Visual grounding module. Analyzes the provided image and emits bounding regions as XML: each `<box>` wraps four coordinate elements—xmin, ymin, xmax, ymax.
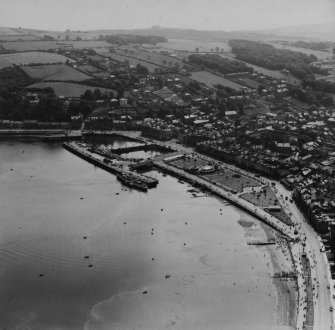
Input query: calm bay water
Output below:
<box><xmin>0</xmin><ymin>142</ymin><xmax>280</xmax><ymax>330</ymax></box>
<box><xmin>83</xmin><ymin>135</ymin><xmax>144</xmax><ymax>149</ymax></box>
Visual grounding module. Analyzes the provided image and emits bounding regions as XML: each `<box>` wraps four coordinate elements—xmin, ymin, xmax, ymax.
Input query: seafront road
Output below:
<box><xmin>276</xmin><ymin>183</ymin><xmax>334</xmax><ymax>330</ymax></box>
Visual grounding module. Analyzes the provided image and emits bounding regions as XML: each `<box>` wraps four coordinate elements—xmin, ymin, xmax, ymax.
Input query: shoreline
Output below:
<box><xmin>9</xmin><ymin>132</ymin><xmax>330</xmax><ymax>329</ymax></box>
<box><xmin>112</xmin><ymin>131</ymin><xmax>334</xmax><ymax>329</ymax></box>
<box><xmin>61</xmin><ymin>135</ymin><xmax>301</xmax><ymax>329</ymax></box>
<box><xmin>261</xmin><ymin>222</ymin><xmax>297</xmax><ymax>329</ymax></box>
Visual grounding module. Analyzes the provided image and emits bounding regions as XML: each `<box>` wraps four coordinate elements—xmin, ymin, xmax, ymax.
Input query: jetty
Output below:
<box><xmin>0</xmin><ymin>129</ymin><xmax>81</xmax><ymax>141</ymax></box>
<box><xmin>63</xmin><ymin>142</ymin><xmax>158</xmax><ymax>190</ymax></box>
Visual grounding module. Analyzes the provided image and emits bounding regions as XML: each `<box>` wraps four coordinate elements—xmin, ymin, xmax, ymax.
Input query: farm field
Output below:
<box><xmin>156</xmin><ymin>38</ymin><xmax>231</xmax><ymax>52</ymax></box>
<box><xmin>98</xmin><ymin>51</ymin><xmax>162</xmax><ymax>72</ymax></box>
<box><xmin>22</xmin><ymin>64</ymin><xmax>91</xmax><ymax>81</ymax></box>
<box><xmin>0</xmin><ymin>28</ymin><xmax>40</xmax><ymax>41</ymax></box>
<box><xmin>76</xmin><ymin>64</ymin><xmax>99</xmax><ymax>74</ymax></box>
<box><xmin>268</xmin><ymin>42</ymin><xmax>334</xmax><ymax>61</ymax></box>
<box><xmin>218</xmin><ymin>53</ymin><xmax>301</xmax><ymax>84</ymax></box>
<box><xmin>0</xmin><ymin>27</ymin><xmax>23</xmax><ymax>35</ymax></box>
<box><xmin>190</xmin><ymin>70</ymin><xmax>245</xmax><ymax>89</ymax></box>
<box><xmin>0</xmin><ymin>41</ymin><xmax>61</xmax><ymax>51</ymax></box>
<box><xmin>57</xmin><ymin>40</ymin><xmax>111</xmax><ymax>49</ymax></box>
<box><xmin>0</xmin><ymin>58</ymin><xmax>11</xmax><ymax>69</ymax></box>
<box><xmin>27</xmin><ymin>82</ymin><xmax>116</xmax><ymax>97</ymax></box>
<box><xmin>232</xmin><ymin>77</ymin><xmax>262</xmax><ymax>89</ymax></box>
<box><xmin>0</xmin><ymin>52</ymin><xmax>74</xmax><ymax>66</ymax></box>
<box><xmin>0</xmin><ymin>35</ymin><xmax>40</xmax><ymax>42</ymax></box>
<box><xmin>133</xmin><ymin>51</ymin><xmax>185</xmax><ymax>67</ymax></box>
<box><xmin>22</xmin><ymin>29</ymin><xmax>103</xmax><ymax>41</ymax></box>
<box><xmin>317</xmin><ymin>75</ymin><xmax>335</xmax><ymax>83</ymax></box>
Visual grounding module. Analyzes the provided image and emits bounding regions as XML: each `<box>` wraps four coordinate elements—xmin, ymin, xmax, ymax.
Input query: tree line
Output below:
<box><xmin>229</xmin><ymin>40</ymin><xmax>327</xmax><ymax>80</ymax></box>
<box><xmin>100</xmin><ymin>34</ymin><xmax>167</xmax><ymax>45</ymax></box>
<box><xmin>188</xmin><ymin>54</ymin><xmax>253</xmax><ymax>74</ymax></box>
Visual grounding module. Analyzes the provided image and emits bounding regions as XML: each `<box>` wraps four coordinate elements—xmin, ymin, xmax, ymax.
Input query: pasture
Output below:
<box><xmin>22</xmin><ymin>64</ymin><xmax>91</xmax><ymax>81</ymax></box>
<box><xmin>0</xmin><ymin>41</ymin><xmax>61</xmax><ymax>51</ymax></box>
<box><xmin>0</xmin><ymin>52</ymin><xmax>74</xmax><ymax>66</ymax></box>
<box><xmin>219</xmin><ymin>54</ymin><xmax>301</xmax><ymax>84</ymax></box>
<box><xmin>76</xmin><ymin>64</ymin><xmax>99</xmax><ymax>74</ymax></box>
<box><xmin>99</xmin><ymin>52</ymin><xmax>162</xmax><ymax>72</ymax></box>
<box><xmin>190</xmin><ymin>71</ymin><xmax>245</xmax><ymax>89</ymax></box>
<box><xmin>132</xmin><ymin>51</ymin><xmax>185</xmax><ymax>68</ymax></box>
<box><xmin>0</xmin><ymin>58</ymin><xmax>11</xmax><ymax>69</ymax></box>
<box><xmin>269</xmin><ymin>42</ymin><xmax>333</xmax><ymax>61</ymax></box>
<box><xmin>0</xmin><ymin>35</ymin><xmax>40</xmax><ymax>42</ymax></box>
<box><xmin>156</xmin><ymin>38</ymin><xmax>231</xmax><ymax>53</ymax></box>
<box><xmin>57</xmin><ymin>40</ymin><xmax>111</xmax><ymax>49</ymax></box>
<box><xmin>0</xmin><ymin>27</ymin><xmax>22</xmax><ymax>35</ymax></box>
<box><xmin>27</xmin><ymin>82</ymin><xmax>116</xmax><ymax>98</ymax></box>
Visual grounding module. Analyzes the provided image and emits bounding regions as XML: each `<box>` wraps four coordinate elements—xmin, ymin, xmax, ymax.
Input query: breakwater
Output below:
<box><xmin>0</xmin><ymin>130</ymin><xmax>81</xmax><ymax>141</ymax></box>
<box><xmin>63</xmin><ymin>142</ymin><xmax>158</xmax><ymax>189</ymax></box>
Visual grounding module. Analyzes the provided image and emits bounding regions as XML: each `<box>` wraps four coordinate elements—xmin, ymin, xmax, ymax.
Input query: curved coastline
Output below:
<box><xmin>62</xmin><ymin>133</ymin><xmax>302</xmax><ymax>329</ymax></box>
<box><xmin>113</xmin><ymin>130</ymin><xmax>334</xmax><ymax>330</ymax></box>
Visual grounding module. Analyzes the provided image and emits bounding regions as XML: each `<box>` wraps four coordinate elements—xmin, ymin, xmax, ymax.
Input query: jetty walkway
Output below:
<box><xmin>63</xmin><ymin>141</ymin><xmax>158</xmax><ymax>189</ymax></box>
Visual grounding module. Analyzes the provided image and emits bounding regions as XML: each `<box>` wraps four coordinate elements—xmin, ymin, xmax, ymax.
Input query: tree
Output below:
<box><xmin>93</xmin><ymin>88</ymin><xmax>102</xmax><ymax>99</ymax></box>
<box><xmin>189</xmin><ymin>81</ymin><xmax>201</xmax><ymax>91</ymax></box>
<box><xmin>320</xmin><ymin>95</ymin><xmax>334</xmax><ymax>107</ymax></box>
<box><xmin>42</xmin><ymin>87</ymin><xmax>55</xmax><ymax>97</ymax></box>
<box><xmin>136</xmin><ymin>64</ymin><xmax>149</xmax><ymax>75</ymax></box>
<box><xmin>195</xmin><ymin>47</ymin><xmax>199</xmax><ymax>52</ymax></box>
<box><xmin>82</xmin><ymin>89</ymin><xmax>93</xmax><ymax>100</ymax></box>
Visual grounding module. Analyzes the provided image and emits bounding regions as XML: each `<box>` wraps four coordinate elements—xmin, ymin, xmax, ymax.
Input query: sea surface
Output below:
<box><xmin>0</xmin><ymin>141</ymin><xmax>280</xmax><ymax>330</ymax></box>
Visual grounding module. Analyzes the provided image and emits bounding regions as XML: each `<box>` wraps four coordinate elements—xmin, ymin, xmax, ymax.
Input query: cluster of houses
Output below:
<box><xmin>73</xmin><ymin>70</ymin><xmax>335</xmax><ymax>272</ymax></box>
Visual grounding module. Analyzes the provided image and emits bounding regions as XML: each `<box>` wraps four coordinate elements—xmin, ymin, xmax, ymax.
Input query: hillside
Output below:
<box><xmin>259</xmin><ymin>22</ymin><xmax>335</xmax><ymax>42</ymax></box>
<box><xmin>2</xmin><ymin>23</ymin><xmax>335</xmax><ymax>43</ymax></box>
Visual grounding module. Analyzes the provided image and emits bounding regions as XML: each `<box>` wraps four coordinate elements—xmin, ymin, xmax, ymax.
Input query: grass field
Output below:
<box><xmin>0</xmin><ymin>58</ymin><xmax>11</xmax><ymax>69</ymax></box>
<box><xmin>218</xmin><ymin>53</ymin><xmax>301</xmax><ymax>84</ymax></box>
<box><xmin>98</xmin><ymin>51</ymin><xmax>162</xmax><ymax>72</ymax></box>
<box><xmin>0</xmin><ymin>27</ymin><xmax>22</xmax><ymax>35</ymax></box>
<box><xmin>60</xmin><ymin>40</ymin><xmax>110</xmax><ymax>49</ymax></box>
<box><xmin>0</xmin><ymin>41</ymin><xmax>61</xmax><ymax>51</ymax></box>
<box><xmin>0</xmin><ymin>35</ymin><xmax>41</xmax><ymax>42</ymax></box>
<box><xmin>190</xmin><ymin>70</ymin><xmax>245</xmax><ymax>89</ymax></box>
<box><xmin>22</xmin><ymin>64</ymin><xmax>91</xmax><ymax>81</ymax></box>
<box><xmin>132</xmin><ymin>51</ymin><xmax>185</xmax><ymax>67</ymax></box>
<box><xmin>269</xmin><ymin>42</ymin><xmax>334</xmax><ymax>61</ymax></box>
<box><xmin>27</xmin><ymin>82</ymin><xmax>116</xmax><ymax>97</ymax></box>
<box><xmin>156</xmin><ymin>38</ymin><xmax>231</xmax><ymax>53</ymax></box>
<box><xmin>204</xmin><ymin>171</ymin><xmax>261</xmax><ymax>193</ymax></box>
<box><xmin>77</xmin><ymin>64</ymin><xmax>99</xmax><ymax>74</ymax></box>
<box><xmin>0</xmin><ymin>52</ymin><xmax>74</xmax><ymax>66</ymax></box>
<box><xmin>0</xmin><ymin>28</ymin><xmax>40</xmax><ymax>41</ymax></box>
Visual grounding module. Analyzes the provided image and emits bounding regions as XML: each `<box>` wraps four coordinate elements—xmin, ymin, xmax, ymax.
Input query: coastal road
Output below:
<box><xmin>275</xmin><ymin>184</ymin><xmax>334</xmax><ymax>330</ymax></box>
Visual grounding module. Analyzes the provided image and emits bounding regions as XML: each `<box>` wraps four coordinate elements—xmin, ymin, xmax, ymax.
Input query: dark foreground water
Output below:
<box><xmin>0</xmin><ymin>142</ymin><xmax>280</xmax><ymax>330</ymax></box>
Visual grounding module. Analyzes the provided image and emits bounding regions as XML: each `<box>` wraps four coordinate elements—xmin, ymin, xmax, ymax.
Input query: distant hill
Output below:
<box><xmin>257</xmin><ymin>22</ymin><xmax>335</xmax><ymax>41</ymax></box>
<box><xmin>1</xmin><ymin>22</ymin><xmax>335</xmax><ymax>43</ymax></box>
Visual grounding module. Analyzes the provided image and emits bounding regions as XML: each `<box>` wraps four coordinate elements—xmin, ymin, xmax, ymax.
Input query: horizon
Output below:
<box><xmin>1</xmin><ymin>0</ymin><xmax>335</xmax><ymax>32</ymax></box>
<box><xmin>4</xmin><ymin>20</ymin><xmax>335</xmax><ymax>34</ymax></box>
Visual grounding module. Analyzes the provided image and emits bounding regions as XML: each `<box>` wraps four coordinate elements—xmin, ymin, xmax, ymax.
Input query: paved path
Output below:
<box><xmin>275</xmin><ymin>183</ymin><xmax>334</xmax><ymax>330</ymax></box>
